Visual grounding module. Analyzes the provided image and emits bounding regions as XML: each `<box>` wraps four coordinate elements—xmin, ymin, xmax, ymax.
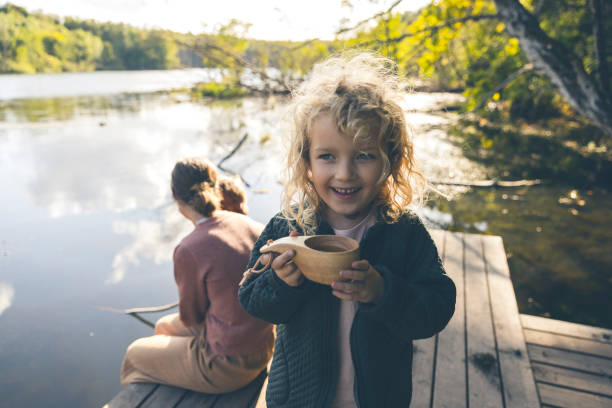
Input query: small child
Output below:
<box><xmin>238</xmin><ymin>52</ymin><xmax>456</xmax><ymax>408</ymax></box>
<box><xmin>218</xmin><ymin>175</ymin><xmax>249</xmax><ymax>215</ymax></box>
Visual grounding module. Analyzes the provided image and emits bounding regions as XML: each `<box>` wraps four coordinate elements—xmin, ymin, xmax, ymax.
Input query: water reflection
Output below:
<box><xmin>1</xmin><ymin>74</ymin><xmax>610</xmax><ymax>407</ymax></box>
<box><xmin>5</xmin><ymin>97</ymin><xmax>285</xmax><ymax>219</ymax></box>
<box><xmin>0</xmin><ymin>283</ymin><xmax>15</xmax><ymax>316</ymax></box>
<box><xmin>109</xmin><ymin>204</ymin><xmax>191</xmax><ymax>284</ymax></box>
<box><xmin>431</xmin><ymin>186</ymin><xmax>612</xmax><ymax>327</ymax></box>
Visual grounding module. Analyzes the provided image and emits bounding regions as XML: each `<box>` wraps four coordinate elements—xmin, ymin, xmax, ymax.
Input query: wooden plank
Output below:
<box><xmin>410</xmin><ymin>228</ymin><xmax>446</xmax><ymax>407</ymax></box>
<box><xmin>521</xmin><ymin>314</ymin><xmax>612</xmax><ymax>344</ymax></box>
<box><xmin>482</xmin><ymin>235</ymin><xmax>540</xmax><ymax>408</ymax></box>
<box><xmin>412</xmin><ymin>336</ymin><xmax>436</xmax><ymax>406</ymax></box>
<box><xmin>106</xmin><ymin>383</ymin><xmax>158</xmax><ymax>408</ymax></box>
<box><xmin>174</xmin><ymin>391</ymin><xmax>218</xmax><ymax>407</ymax></box>
<box><xmin>410</xmin><ymin>230</ymin><xmax>452</xmax><ymax>407</ymax></box>
<box><xmin>212</xmin><ymin>370</ymin><xmax>267</xmax><ymax>408</ymax></box>
<box><xmin>537</xmin><ymin>382</ymin><xmax>612</xmax><ymax>408</ymax></box>
<box><xmin>433</xmin><ymin>230</ymin><xmax>467</xmax><ymax>408</ymax></box>
<box><xmin>139</xmin><ymin>385</ymin><xmax>187</xmax><ymax>408</ymax></box>
<box><xmin>428</xmin><ymin>228</ymin><xmax>446</xmax><ymax>249</ymax></box>
<box><xmin>524</xmin><ymin>328</ymin><xmax>612</xmax><ymax>358</ymax></box>
<box><xmin>526</xmin><ymin>343</ymin><xmax>612</xmax><ymax>376</ymax></box>
<box><xmin>464</xmin><ymin>233</ymin><xmax>503</xmax><ymax>408</ymax></box>
<box><xmin>532</xmin><ymin>362</ymin><xmax>612</xmax><ymax>396</ymax></box>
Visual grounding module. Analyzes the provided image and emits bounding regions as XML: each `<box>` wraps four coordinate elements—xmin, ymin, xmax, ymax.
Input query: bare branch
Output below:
<box><xmin>336</xmin><ymin>0</ymin><xmax>404</xmax><ymax>35</ymax></box>
<box><xmin>389</xmin><ymin>13</ymin><xmax>500</xmax><ymax>43</ymax></box>
<box><xmin>176</xmin><ymin>37</ymin><xmax>291</xmax><ymax>95</ymax></box>
<box><xmin>348</xmin><ymin>13</ymin><xmax>500</xmax><ymax>49</ymax></box>
<box><xmin>471</xmin><ymin>63</ymin><xmax>535</xmax><ymax>112</ymax></box>
<box><xmin>124</xmin><ymin>301</ymin><xmax>179</xmax><ymax>314</ymax></box>
<box><xmin>217</xmin><ymin>133</ymin><xmax>251</xmax><ymax>187</ymax></box>
<box><xmin>217</xmin><ymin>133</ymin><xmax>248</xmax><ymax>169</ymax></box>
<box><xmin>429</xmin><ymin>178</ymin><xmax>543</xmax><ymax>188</ymax></box>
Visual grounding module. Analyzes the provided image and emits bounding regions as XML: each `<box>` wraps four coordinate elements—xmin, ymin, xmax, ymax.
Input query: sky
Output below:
<box><xmin>12</xmin><ymin>0</ymin><xmax>431</xmax><ymax>41</ymax></box>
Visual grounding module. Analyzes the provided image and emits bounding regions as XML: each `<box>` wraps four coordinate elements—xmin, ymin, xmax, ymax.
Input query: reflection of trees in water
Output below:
<box><xmin>3</xmin><ymin>94</ymin><xmax>155</xmax><ymax>123</ymax></box>
<box><xmin>12</xmin><ymin>95</ymin><xmax>283</xmax><ymax>218</ymax></box>
<box><xmin>431</xmin><ymin>186</ymin><xmax>612</xmax><ymax>329</ymax></box>
<box><xmin>448</xmin><ymin>118</ymin><xmax>611</xmax><ymax>188</ymax></box>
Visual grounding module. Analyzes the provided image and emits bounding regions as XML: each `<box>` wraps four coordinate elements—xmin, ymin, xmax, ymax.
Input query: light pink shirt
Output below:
<box><xmin>330</xmin><ymin>212</ymin><xmax>377</xmax><ymax>408</ymax></box>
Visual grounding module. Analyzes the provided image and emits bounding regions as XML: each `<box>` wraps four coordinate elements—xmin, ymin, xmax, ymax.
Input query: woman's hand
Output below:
<box><xmin>261</xmin><ymin>230</ymin><xmax>304</xmax><ymax>287</ymax></box>
<box><xmin>332</xmin><ymin>260</ymin><xmax>384</xmax><ymax>304</ymax></box>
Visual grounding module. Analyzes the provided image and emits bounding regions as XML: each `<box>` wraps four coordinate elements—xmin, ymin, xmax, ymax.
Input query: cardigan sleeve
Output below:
<box><xmin>238</xmin><ymin>214</ymin><xmax>315</xmax><ymax>324</ymax></box>
<box><xmin>174</xmin><ymin>244</ymin><xmax>208</xmax><ymax>327</ymax></box>
<box><xmin>360</xmin><ymin>219</ymin><xmax>456</xmax><ymax>340</ymax></box>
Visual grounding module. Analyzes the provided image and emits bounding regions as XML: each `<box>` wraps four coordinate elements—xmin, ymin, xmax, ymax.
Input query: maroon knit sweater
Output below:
<box><xmin>173</xmin><ymin>210</ymin><xmax>272</xmax><ymax>356</ymax></box>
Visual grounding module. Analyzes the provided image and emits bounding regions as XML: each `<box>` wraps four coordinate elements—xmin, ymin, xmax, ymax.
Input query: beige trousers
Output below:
<box><xmin>120</xmin><ymin>313</ymin><xmax>273</xmax><ymax>393</ymax></box>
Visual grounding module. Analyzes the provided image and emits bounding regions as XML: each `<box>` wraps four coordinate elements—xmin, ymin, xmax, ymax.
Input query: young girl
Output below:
<box><xmin>238</xmin><ymin>52</ymin><xmax>456</xmax><ymax>407</ymax></box>
<box><xmin>120</xmin><ymin>158</ymin><xmax>274</xmax><ymax>393</ymax></box>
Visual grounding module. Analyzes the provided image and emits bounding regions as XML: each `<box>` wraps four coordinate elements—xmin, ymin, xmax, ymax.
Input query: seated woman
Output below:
<box><xmin>120</xmin><ymin>158</ymin><xmax>274</xmax><ymax>393</ymax></box>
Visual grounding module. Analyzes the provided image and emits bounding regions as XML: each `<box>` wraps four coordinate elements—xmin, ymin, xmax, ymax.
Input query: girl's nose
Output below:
<box><xmin>335</xmin><ymin>160</ymin><xmax>355</xmax><ymax>180</ymax></box>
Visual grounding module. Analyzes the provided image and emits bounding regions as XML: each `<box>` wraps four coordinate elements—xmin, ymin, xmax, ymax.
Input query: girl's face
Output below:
<box><xmin>308</xmin><ymin>113</ymin><xmax>384</xmax><ymax>229</ymax></box>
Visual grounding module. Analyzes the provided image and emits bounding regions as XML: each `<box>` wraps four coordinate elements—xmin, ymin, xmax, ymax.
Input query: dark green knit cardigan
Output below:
<box><xmin>238</xmin><ymin>211</ymin><xmax>456</xmax><ymax>407</ymax></box>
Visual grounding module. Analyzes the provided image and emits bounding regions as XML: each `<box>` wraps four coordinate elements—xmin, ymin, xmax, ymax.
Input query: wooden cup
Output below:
<box><xmin>260</xmin><ymin>235</ymin><xmax>360</xmax><ymax>285</ymax></box>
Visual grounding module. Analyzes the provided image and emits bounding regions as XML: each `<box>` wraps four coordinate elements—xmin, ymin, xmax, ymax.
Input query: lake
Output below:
<box><xmin>0</xmin><ymin>69</ymin><xmax>609</xmax><ymax>407</ymax></box>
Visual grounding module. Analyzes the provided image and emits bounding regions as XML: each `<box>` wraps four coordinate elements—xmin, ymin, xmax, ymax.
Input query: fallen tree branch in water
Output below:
<box><xmin>217</xmin><ymin>133</ymin><xmax>251</xmax><ymax>187</ymax></box>
<box><xmin>123</xmin><ymin>301</ymin><xmax>180</xmax><ymax>315</ymax></box>
<box><xmin>98</xmin><ymin>301</ymin><xmax>179</xmax><ymax>328</ymax></box>
<box><xmin>176</xmin><ymin>38</ymin><xmax>292</xmax><ymax>95</ymax></box>
<box><xmin>429</xmin><ymin>178</ymin><xmax>543</xmax><ymax>188</ymax></box>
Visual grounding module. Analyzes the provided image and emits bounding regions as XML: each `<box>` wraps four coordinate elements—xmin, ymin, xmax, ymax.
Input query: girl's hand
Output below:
<box><xmin>261</xmin><ymin>230</ymin><xmax>304</xmax><ymax>287</ymax></box>
<box><xmin>332</xmin><ymin>260</ymin><xmax>384</xmax><ymax>304</ymax></box>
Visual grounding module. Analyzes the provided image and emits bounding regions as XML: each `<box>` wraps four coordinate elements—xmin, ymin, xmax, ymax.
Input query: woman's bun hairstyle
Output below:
<box><xmin>171</xmin><ymin>158</ymin><xmax>220</xmax><ymax>217</ymax></box>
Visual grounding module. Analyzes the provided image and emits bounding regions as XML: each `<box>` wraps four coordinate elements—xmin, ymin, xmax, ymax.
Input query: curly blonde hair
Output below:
<box><xmin>281</xmin><ymin>51</ymin><xmax>425</xmax><ymax>234</ymax></box>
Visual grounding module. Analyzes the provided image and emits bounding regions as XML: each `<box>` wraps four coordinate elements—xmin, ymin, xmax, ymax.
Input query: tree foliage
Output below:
<box><xmin>378</xmin><ymin>0</ymin><xmax>611</xmax><ymax>131</ymax></box>
<box><xmin>0</xmin><ymin>3</ymin><xmax>179</xmax><ymax>72</ymax></box>
<box><xmin>2</xmin><ymin>1</ymin><xmax>609</xmax><ymax>133</ymax></box>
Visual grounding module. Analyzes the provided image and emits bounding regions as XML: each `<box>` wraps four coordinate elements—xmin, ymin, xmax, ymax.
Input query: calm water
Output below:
<box><xmin>0</xmin><ymin>70</ymin><xmax>609</xmax><ymax>407</ymax></box>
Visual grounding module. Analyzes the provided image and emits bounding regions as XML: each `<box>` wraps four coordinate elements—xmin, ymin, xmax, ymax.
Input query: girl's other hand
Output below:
<box><xmin>332</xmin><ymin>260</ymin><xmax>384</xmax><ymax>304</ymax></box>
<box><xmin>262</xmin><ymin>230</ymin><xmax>304</xmax><ymax>287</ymax></box>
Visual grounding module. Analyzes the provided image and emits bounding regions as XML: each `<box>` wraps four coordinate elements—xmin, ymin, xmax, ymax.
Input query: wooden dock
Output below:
<box><xmin>521</xmin><ymin>314</ymin><xmax>612</xmax><ymax>408</ymax></box>
<box><xmin>106</xmin><ymin>230</ymin><xmax>612</xmax><ymax>408</ymax></box>
<box><xmin>105</xmin><ymin>370</ymin><xmax>266</xmax><ymax>408</ymax></box>
<box><xmin>412</xmin><ymin>230</ymin><xmax>540</xmax><ymax>408</ymax></box>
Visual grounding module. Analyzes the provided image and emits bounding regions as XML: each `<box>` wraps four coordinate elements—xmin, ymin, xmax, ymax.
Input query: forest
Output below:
<box><xmin>1</xmin><ymin>1</ymin><xmax>611</xmax><ymax>142</ymax></box>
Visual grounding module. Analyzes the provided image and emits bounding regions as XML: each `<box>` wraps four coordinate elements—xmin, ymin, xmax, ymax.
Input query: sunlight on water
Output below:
<box><xmin>0</xmin><ymin>283</ymin><xmax>15</xmax><ymax>316</ymax></box>
<box><xmin>0</xmin><ymin>69</ymin><xmax>219</xmax><ymax>100</ymax></box>
<box><xmin>108</xmin><ymin>204</ymin><xmax>191</xmax><ymax>284</ymax></box>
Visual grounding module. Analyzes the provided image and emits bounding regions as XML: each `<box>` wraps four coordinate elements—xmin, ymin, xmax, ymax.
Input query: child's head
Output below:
<box><xmin>218</xmin><ymin>176</ymin><xmax>249</xmax><ymax>215</ymax></box>
<box><xmin>171</xmin><ymin>158</ymin><xmax>220</xmax><ymax>217</ymax></box>
<box><xmin>282</xmin><ymin>51</ymin><xmax>424</xmax><ymax>233</ymax></box>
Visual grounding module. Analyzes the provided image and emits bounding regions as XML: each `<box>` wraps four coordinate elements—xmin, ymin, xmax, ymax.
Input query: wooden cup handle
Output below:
<box><xmin>238</xmin><ymin>241</ymin><xmax>273</xmax><ymax>287</ymax></box>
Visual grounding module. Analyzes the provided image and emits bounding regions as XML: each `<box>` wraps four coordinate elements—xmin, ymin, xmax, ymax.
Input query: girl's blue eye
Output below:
<box><xmin>357</xmin><ymin>152</ymin><xmax>376</xmax><ymax>160</ymax></box>
<box><xmin>318</xmin><ymin>153</ymin><xmax>334</xmax><ymax>160</ymax></box>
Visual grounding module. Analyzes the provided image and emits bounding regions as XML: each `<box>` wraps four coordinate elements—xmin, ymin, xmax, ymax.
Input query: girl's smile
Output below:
<box><xmin>308</xmin><ymin>113</ymin><xmax>383</xmax><ymax>229</ymax></box>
